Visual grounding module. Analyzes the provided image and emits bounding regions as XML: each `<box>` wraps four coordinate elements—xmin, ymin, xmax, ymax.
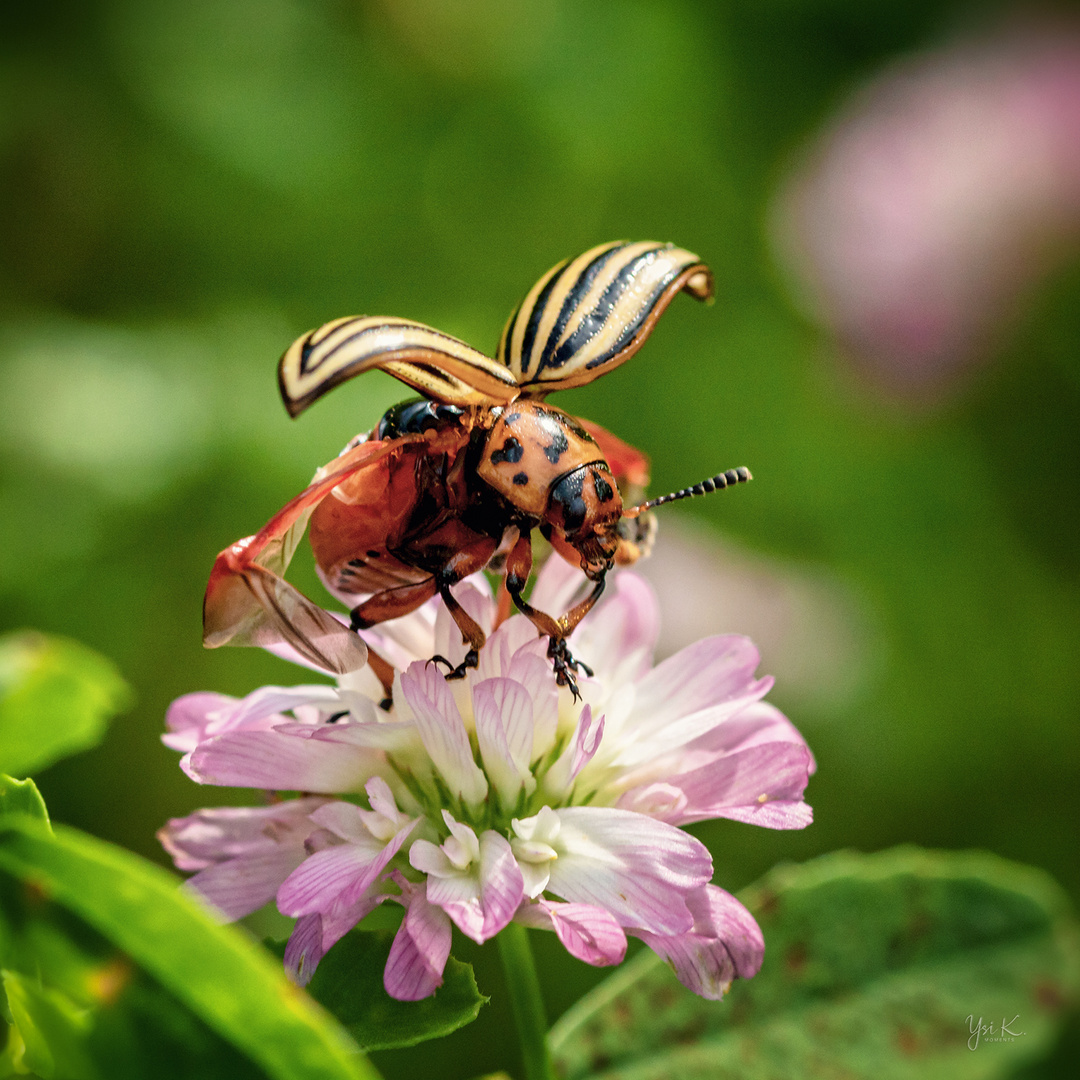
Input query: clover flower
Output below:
<box><xmin>160</xmin><ymin>557</ymin><xmax>814</xmax><ymax>1001</ymax></box>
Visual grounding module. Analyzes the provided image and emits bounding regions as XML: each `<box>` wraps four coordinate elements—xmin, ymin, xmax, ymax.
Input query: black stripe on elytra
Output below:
<box><xmin>301</xmin><ymin>320</ymin><xmax>489</xmax><ymax>377</ymax></box>
<box><xmin>545</xmin><ymin>245</ymin><xmax>667</xmax><ymax>373</ymax></box>
<box><xmin>535</xmin><ymin>244</ymin><xmax>623</xmax><ymax>375</ymax></box>
<box><xmin>500</xmin><ymin>303</ymin><xmax>522</xmax><ymax>366</ymax></box>
<box><xmin>518</xmin><ymin>263</ymin><xmax>569</xmax><ymax>376</ymax></box>
<box><xmin>583</xmin><ymin>261</ymin><xmax>683</xmax><ymax>371</ymax></box>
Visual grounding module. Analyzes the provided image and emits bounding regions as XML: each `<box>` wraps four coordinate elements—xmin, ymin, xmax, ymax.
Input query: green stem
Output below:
<box><xmin>497</xmin><ymin>922</ymin><xmax>556</xmax><ymax>1080</ymax></box>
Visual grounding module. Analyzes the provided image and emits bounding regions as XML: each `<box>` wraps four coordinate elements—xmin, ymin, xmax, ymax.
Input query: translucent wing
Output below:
<box><xmin>203</xmin><ymin>435</ymin><xmax>424</xmax><ymax>673</ymax></box>
<box><xmin>497</xmin><ymin>241</ymin><xmax>714</xmax><ymax>395</ymax></box>
<box><xmin>279</xmin><ymin>316</ymin><xmax>520</xmax><ymax>417</ymax></box>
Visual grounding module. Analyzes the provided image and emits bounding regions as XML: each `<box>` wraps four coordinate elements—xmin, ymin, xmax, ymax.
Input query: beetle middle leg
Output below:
<box><xmin>427</xmin><ymin>536</ymin><xmax>500</xmax><ymax>680</ymax></box>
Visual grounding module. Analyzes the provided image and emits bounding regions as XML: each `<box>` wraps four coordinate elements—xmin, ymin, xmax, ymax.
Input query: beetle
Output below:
<box><xmin>203</xmin><ymin>240</ymin><xmax>751</xmax><ymax>696</ymax></box>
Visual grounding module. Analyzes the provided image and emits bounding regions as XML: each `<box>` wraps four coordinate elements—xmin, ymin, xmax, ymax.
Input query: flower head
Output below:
<box><xmin>160</xmin><ymin>558</ymin><xmax>813</xmax><ymax>1000</ymax></box>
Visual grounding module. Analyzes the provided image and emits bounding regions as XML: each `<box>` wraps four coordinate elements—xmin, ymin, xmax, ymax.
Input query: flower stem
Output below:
<box><xmin>497</xmin><ymin>922</ymin><xmax>556</xmax><ymax>1080</ymax></box>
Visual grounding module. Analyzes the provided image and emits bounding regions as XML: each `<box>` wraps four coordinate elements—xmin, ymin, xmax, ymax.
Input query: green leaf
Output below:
<box><xmin>0</xmin><ymin>632</ymin><xmax>133</xmax><ymax>777</ymax></box>
<box><xmin>0</xmin><ymin>776</ymin><xmax>50</xmax><ymax>828</ymax></box>
<box><xmin>550</xmin><ymin>848</ymin><xmax>1080</xmax><ymax>1080</ymax></box>
<box><xmin>2</xmin><ymin>968</ymin><xmax>96</xmax><ymax>1079</ymax></box>
<box><xmin>301</xmin><ymin>928</ymin><xmax>487</xmax><ymax>1051</ymax></box>
<box><xmin>0</xmin><ymin>816</ymin><xmax>381</xmax><ymax>1080</ymax></box>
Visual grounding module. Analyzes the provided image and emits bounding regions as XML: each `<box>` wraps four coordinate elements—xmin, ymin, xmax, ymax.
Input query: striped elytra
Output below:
<box><xmin>277</xmin><ymin>241</ymin><xmax>713</xmax><ymax>416</ymax></box>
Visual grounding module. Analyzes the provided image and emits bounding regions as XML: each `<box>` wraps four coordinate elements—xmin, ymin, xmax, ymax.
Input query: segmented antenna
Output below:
<box><xmin>624</xmin><ymin>467</ymin><xmax>751</xmax><ymax>518</ymax></box>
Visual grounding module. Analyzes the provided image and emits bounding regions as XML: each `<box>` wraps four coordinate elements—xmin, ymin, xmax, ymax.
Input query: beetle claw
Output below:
<box><xmin>427</xmin><ymin>649</ymin><xmax>479</xmax><ymax>681</ymax></box>
<box><xmin>547</xmin><ymin>638</ymin><xmax>591</xmax><ymax>700</ymax></box>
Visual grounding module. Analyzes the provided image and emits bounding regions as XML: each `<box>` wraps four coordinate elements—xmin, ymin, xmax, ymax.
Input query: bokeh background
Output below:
<box><xmin>2</xmin><ymin>0</ymin><xmax>1078</xmax><ymax>1076</ymax></box>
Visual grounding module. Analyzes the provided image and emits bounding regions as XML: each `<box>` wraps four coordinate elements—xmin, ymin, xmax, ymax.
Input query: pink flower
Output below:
<box><xmin>774</xmin><ymin>22</ymin><xmax>1080</xmax><ymax>389</ymax></box>
<box><xmin>160</xmin><ymin>559</ymin><xmax>813</xmax><ymax>1001</ymax></box>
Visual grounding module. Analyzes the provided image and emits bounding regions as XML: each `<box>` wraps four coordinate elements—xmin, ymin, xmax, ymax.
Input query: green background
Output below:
<box><xmin>1</xmin><ymin>1</ymin><xmax>1077</xmax><ymax>1076</ymax></box>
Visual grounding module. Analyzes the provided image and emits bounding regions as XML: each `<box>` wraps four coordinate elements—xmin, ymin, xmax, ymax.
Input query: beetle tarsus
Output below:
<box><xmin>427</xmin><ymin>650</ymin><xmax>479</xmax><ymax>681</ymax></box>
<box><xmin>547</xmin><ymin>637</ymin><xmax>591</xmax><ymax>700</ymax></box>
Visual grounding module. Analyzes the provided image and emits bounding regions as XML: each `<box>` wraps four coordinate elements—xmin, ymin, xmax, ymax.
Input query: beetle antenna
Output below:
<box><xmin>623</xmin><ymin>467</ymin><xmax>751</xmax><ymax>518</ymax></box>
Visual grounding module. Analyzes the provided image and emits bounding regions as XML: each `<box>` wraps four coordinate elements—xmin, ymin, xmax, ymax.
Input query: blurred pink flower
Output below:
<box><xmin>160</xmin><ymin>559</ymin><xmax>813</xmax><ymax>1001</ymax></box>
<box><xmin>775</xmin><ymin>23</ymin><xmax>1080</xmax><ymax>387</ymax></box>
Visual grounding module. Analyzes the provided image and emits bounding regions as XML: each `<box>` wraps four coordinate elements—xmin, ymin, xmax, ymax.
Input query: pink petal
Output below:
<box><xmin>163</xmin><ymin>692</ymin><xmax>237</xmax><ymax>752</ymax></box>
<box><xmin>186</xmin><ymin>849</ymin><xmax>304</xmax><ymax>921</ymax></box>
<box><xmin>665</xmin><ymin>743</ymin><xmax>815</xmax><ymax>829</ymax></box>
<box><xmin>284</xmin><ymin>914</ymin><xmax>323</xmax><ymax>987</ymax></box>
<box><xmin>320</xmin><ymin>891</ymin><xmax>385</xmax><ymax>953</ymax></box>
<box><xmin>384</xmin><ymin>884</ymin><xmax>453</xmax><ymax>1001</ymax></box>
<box><xmin>529</xmin><ymin>554</ymin><xmax>589</xmax><ymax>615</ymax></box>
<box><xmin>277</xmin><ymin>843</ymin><xmax>385</xmax><ymax>916</ymax></box>
<box><xmin>630</xmin><ymin>635</ymin><xmax>770</xmax><ymax>737</ymax></box>
<box><xmin>273</xmin><ymin>718</ymin><xmax>419</xmax><ymax>753</ymax></box>
<box><xmin>685</xmin><ymin>701</ymin><xmax>814</xmax><ymax>765</ymax></box>
<box><xmin>568</xmin><ymin>571</ymin><xmax>659</xmax><ymax>683</ymax></box>
<box><xmin>224</xmin><ymin>685</ymin><xmax>342</xmax><ymax>732</ymax></box>
<box><xmin>516</xmin><ymin>900</ymin><xmax>627</xmax><ymax>967</ymax></box>
<box><xmin>473</xmin><ymin>678</ymin><xmax>534</xmax><ymax>804</ymax></box>
<box><xmin>634</xmin><ymin>885</ymin><xmax>764</xmax><ymax>999</ymax></box>
<box><xmin>399</xmin><ymin>661</ymin><xmax>488</xmax><ymax>805</ymax></box>
<box><xmin>546</xmin><ymin>706</ymin><xmax>605</xmax><ymax>794</ymax></box>
<box><xmin>277</xmin><ymin>818</ymin><xmax>414</xmax><ymax>916</ymax></box>
<box><xmin>184</xmin><ymin>729</ymin><xmax>374</xmax><ymax>791</ymax></box>
<box><xmin>157</xmin><ymin>799</ymin><xmax>327</xmax><ymax>869</ymax></box>
<box><xmin>475</xmin><ymin>615</ymin><xmax>540</xmax><ymax>681</ymax></box>
<box><xmin>504</xmin><ymin>645</ymin><xmax>559</xmax><ymax>762</ymax></box>
<box><xmin>547</xmin><ymin>807</ymin><xmax>711</xmax><ymax>936</ymax></box>
<box><xmin>309</xmin><ymin>801</ymin><xmax>373</xmax><ymax>844</ymax></box>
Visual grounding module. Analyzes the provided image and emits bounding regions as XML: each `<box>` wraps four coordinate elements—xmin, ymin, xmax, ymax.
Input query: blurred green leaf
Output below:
<box><xmin>0</xmin><ymin>775</ymin><xmax>49</xmax><ymax>827</ymax></box>
<box><xmin>1</xmin><ymin>968</ymin><xmax>96</xmax><ymax>1079</ymax></box>
<box><xmin>550</xmin><ymin>848</ymin><xmax>1080</xmax><ymax>1080</ymax></box>
<box><xmin>0</xmin><ymin>632</ymin><xmax>133</xmax><ymax>777</ymax></box>
<box><xmin>0</xmin><ymin>816</ymin><xmax>380</xmax><ymax>1080</ymax></box>
<box><xmin>299</xmin><ymin>929</ymin><xmax>487</xmax><ymax>1051</ymax></box>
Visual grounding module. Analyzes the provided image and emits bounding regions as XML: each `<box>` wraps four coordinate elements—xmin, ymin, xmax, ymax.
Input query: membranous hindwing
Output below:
<box><xmin>496</xmin><ymin>241</ymin><xmax>714</xmax><ymax>394</ymax></box>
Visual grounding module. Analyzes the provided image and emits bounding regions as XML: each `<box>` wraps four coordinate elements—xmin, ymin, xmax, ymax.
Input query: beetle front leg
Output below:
<box><xmin>503</xmin><ymin>533</ymin><xmax>596</xmax><ymax>698</ymax></box>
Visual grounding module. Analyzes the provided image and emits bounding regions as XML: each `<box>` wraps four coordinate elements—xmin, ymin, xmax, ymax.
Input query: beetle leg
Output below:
<box><xmin>503</xmin><ymin>533</ymin><xmax>600</xmax><ymax>699</ymax></box>
<box><xmin>433</xmin><ymin>536</ymin><xmax>500</xmax><ymax>679</ymax></box>
<box><xmin>350</xmin><ymin>577</ymin><xmax>438</xmax><ymax>629</ymax></box>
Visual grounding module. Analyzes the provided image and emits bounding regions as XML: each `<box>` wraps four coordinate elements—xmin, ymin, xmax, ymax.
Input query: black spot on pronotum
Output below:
<box><xmin>550</xmin><ymin>469</ymin><xmax>587</xmax><ymax>533</ymax></box>
<box><xmin>543</xmin><ymin>428</ymin><xmax>570</xmax><ymax>464</ymax></box>
<box><xmin>513</xmin><ymin>472</ymin><xmax>529</xmax><ymax>486</ymax></box>
<box><xmin>367</xmin><ymin>549</ymin><xmax>381</xmax><ymax>558</ymax></box>
<box><xmin>490</xmin><ymin>437</ymin><xmax>524</xmax><ymax>465</ymax></box>
<box><xmin>593</xmin><ymin>472</ymin><xmax>615</xmax><ymax>503</ymax></box>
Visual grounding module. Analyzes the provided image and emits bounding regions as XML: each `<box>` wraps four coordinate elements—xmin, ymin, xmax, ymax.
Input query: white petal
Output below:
<box><xmin>474</xmin><ymin>678</ymin><xmax>535</xmax><ymax>805</ymax></box>
<box><xmin>545</xmin><ymin>807</ymin><xmax>712</xmax><ymax>936</ymax></box>
<box><xmin>399</xmin><ymin>661</ymin><xmax>488</xmax><ymax>805</ymax></box>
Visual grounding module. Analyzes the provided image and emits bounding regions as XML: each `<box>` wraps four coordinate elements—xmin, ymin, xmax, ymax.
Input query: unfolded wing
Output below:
<box><xmin>575</xmin><ymin>417</ymin><xmax>651</xmax><ymax>496</ymax></box>
<box><xmin>497</xmin><ymin>241</ymin><xmax>713</xmax><ymax>395</ymax></box>
<box><xmin>202</xmin><ymin>435</ymin><xmax>424</xmax><ymax>673</ymax></box>
<box><xmin>279</xmin><ymin>316</ymin><xmax>520</xmax><ymax>416</ymax></box>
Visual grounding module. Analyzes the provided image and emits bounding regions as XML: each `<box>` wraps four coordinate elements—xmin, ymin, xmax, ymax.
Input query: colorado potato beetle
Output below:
<box><xmin>203</xmin><ymin>241</ymin><xmax>751</xmax><ymax>695</ymax></box>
